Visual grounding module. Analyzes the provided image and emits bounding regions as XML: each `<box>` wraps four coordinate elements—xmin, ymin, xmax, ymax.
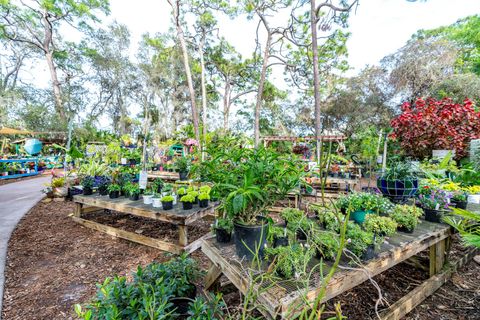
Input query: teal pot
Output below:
<box><xmin>233</xmin><ymin>221</ymin><xmax>268</xmax><ymax>260</ymax></box>
<box><xmin>351</xmin><ymin>210</ymin><xmax>371</xmax><ymax>224</ymax></box>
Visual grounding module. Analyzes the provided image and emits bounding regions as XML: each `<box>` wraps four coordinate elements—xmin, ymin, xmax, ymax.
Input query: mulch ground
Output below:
<box><xmin>2</xmin><ymin>200</ymin><xmax>479</xmax><ymax>319</ymax></box>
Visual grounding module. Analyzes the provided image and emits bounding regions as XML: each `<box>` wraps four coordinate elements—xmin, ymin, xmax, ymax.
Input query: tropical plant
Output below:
<box><xmin>380</xmin><ymin>161</ymin><xmax>417</xmax><ymax>181</ymax></box>
<box><xmin>177</xmin><ymin>187</ymin><xmax>187</xmax><ymax>196</ymax></box>
<box><xmin>175</xmin><ymin>157</ymin><xmax>191</xmax><ymax>172</ymax></box>
<box><xmin>107</xmin><ymin>183</ymin><xmax>121</xmax><ymax>192</ymax></box>
<box><xmin>180</xmin><ymin>194</ymin><xmax>196</xmax><ymax>203</ymax></box>
<box><xmin>186</xmin><ymin>293</ymin><xmax>225</xmax><ymax>320</ymax></box>
<box><xmin>81</xmin><ymin>176</ymin><xmax>94</xmax><ymax>189</ymax></box>
<box><xmin>51</xmin><ymin>177</ymin><xmax>66</xmax><ymax>188</ymax></box>
<box><xmin>78</xmin><ymin>159</ymin><xmax>110</xmax><ymax>178</ymax></box>
<box><xmin>443</xmin><ymin>208</ymin><xmax>480</xmax><ymax>248</ymax></box>
<box><xmin>389</xmin><ymin>204</ymin><xmax>423</xmax><ymax>232</ymax></box>
<box><xmin>363</xmin><ymin>215</ymin><xmax>398</xmax><ymax>236</ymax></box>
<box><xmin>309</xmin><ymin>231</ymin><xmax>340</xmax><ymax>261</ymax></box>
<box><xmin>280</xmin><ymin>208</ymin><xmax>304</xmax><ymax>223</ymax></box>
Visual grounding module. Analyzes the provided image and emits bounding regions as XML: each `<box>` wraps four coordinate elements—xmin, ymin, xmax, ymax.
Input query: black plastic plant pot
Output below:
<box><xmin>156</xmin><ymin>185</ymin><xmax>163</xmax><ymax>194</ymax></box>
<box><xmin>99</xmin><ymin>187</ymin><xmax>109</xmax><ymax>196</ymax></box>
<box><xmin>362</xmin><ymin>245</ymin><xmax>377</xmax><ymax>261</ymax></box>
<box><xmin>424</xmin><ymin>208</ymin><xmax>444</xmax><ymax>223</ymax></box>
<box><xmin>162</xmin><ymin>201</ymin><xmax>173</xmax><ymax>210</ymax></box>
<box><xmin>452</xmin><ymin>200</ymin><xmax>467</xmax><ymax>210</ymax></box>
<box><xmin>182</xmin><ymin>201</ymin><xmax>193</xmax><ymax>210</ymax></box>
<box><xmin>199</xmin><ymin>199</ymin><xmax>209</xmax><ymax>208</ymax></box>
<box><xmin>109</xmin><ymin>191</ymin><xmax>120</xmax><ymax>199</ymax></box>
<box><xmin>179</xmin><ymin>171</ymin><xmax>188</xmax><ymax>181</ymax></box>
<box><xmin>83</xmin><ymin>187</ymin><xmax>93</xmax><ymax>196</ymax></box>
<box><xmin>129</xmin><ymin>193</ymin><xmax>140</xmax><ymax>201</ymax></box>
<box><xmin>273</xmin><ymin>236</ymin><xmax>289</xmax><ymax>248</ymax></box>
<box><xmin>233</xmin><ymin>221</ymin><xmax>268</xmax><ymax>260</ymax></box>
<box><xmin>398</xmin><ymin>226</ymin><xmax>414</xmax><ymax>233</ymax></box>
<box><xmin>215</xmin><ymin>227</ymin><xmax>232</xmax><ymax>243</ymax></box>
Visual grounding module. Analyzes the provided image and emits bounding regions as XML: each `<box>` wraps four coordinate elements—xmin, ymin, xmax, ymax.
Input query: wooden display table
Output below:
<box><xmin>202</xmin><ymin>221</ymin><xmax>453</xmax><ymax>319</ymax></box>
<box><xmin>147</xmin><ymin>171</ymin><xmax>180</xmax><ymax>181</ymax></box>
<box><xmin>72</xmin><ymin>194</ymin><xmax>216</xmax><ymax>254</ymax></box>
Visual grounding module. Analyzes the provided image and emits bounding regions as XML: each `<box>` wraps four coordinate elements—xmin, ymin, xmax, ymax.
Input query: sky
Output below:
<box><xmin>107</xmin><ymin>0</ymin><xmax>480</xmax><ymax>74</ymax></box>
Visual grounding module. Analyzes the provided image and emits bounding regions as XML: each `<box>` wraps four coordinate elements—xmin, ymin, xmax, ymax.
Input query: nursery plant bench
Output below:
<box><xmin>202</xmin><ymin>220</ymin><xmax>459</xmax><ymax>319</ymax></box>
<box><xmin>71</xmin><ymin>194</ymin><xmax>216</xmax><ymax>254</ymax></box>
<box><xmin>147</xmin><ymin>170</ymin><xmax>180</xmax><ymax>181</ymax></box>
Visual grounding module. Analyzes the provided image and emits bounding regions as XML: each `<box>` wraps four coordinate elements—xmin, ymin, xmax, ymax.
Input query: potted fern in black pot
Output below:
<box><xmin>377</xmin><ymin>162</ymin><xmax>419</xmax><ymax>203</ymax></box>
<box><xmin>175</xmin><ymin>157</ymin><xmax>191</xmax><ymax>181</ymax></box>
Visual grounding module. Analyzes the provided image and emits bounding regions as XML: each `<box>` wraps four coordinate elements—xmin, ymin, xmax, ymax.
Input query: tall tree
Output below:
<box><xmin>0</xmin><ymin>0</ymin><xmax>110</xmax><ymax>123</ymax></box>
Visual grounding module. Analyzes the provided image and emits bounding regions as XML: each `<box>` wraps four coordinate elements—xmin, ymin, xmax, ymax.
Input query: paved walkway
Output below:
<box><xmin>0</xmin><ymin>176</ymin><xmax>50</xmax><ymax>319</ymax></box>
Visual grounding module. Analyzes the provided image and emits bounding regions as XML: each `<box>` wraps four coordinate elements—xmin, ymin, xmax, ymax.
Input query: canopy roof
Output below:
<box><xmin>0</xmin><ymin>127</ymin><xmax>32</xmax><ymax>135</ymax></box>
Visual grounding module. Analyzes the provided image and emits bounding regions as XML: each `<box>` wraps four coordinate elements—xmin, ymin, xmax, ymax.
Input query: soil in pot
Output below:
<box><xmin>199</xmin><ymin>199</ymin><xmax>209</xmax><ymax>208</ymax></box>
<box><xmin>233</xmin><ymin>221</ymin><xmax>268</xmax><ymax>260</ymax></box>
<box><xmin>424</xmin><ymin>208</ymin><xmax>445</xmax><ymax>223</ymax></box>
<box><xmin>129</xmin><ymin>194</ymin><xmax>140</xmax><ymax>201</ymax></box>
<box><xmin>182</xmin><ymin>202</ymin><xmax>193</xmax><ymax>210</ymax></box>
<box><xmin>83</xmin><ymin>187</ymin><xmax>93</xmax><ymax>196</ymax></box>
<box><xmin>109</xmin><ymin>191</ymin><xmax>120</xmax><ymax>199</ymax></box>
<box><xmin>179</xmin><ymin>171</ymin><xmax>188</xmax><ymax>181</ymax></box>
<box><xmin>162</xmin><ymin>201</ymin><xmax>173</xmax><ymax>210</ymax></box>
<box><xmin>273</xmin><ymin>236</ymin><xmax>289</xmax><ymax>248</ymax></box>
<box><xmin>215</xmin><ymin>228</ymin><xmax>232</xmax><ymax>243</ymax></box>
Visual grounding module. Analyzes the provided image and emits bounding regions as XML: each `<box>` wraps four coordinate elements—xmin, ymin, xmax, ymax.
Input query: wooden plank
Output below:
<box><xmin>204</xmin><ymin>263</ymin><xmax>223</xmax><ymax>290</ymax></box>
<box><xmin>73</xmin><ymin>194</ymin><xmax>216</xmax><ymax>225</ymax></box>
<box><xmin>280</xmin><ymin>225</ymin><xmax>451</xmax><ymax>317</ymax></box>
<box><xmin>82</xmin><ymin>205</ymin><xmax>104</xmax><ymax>214</ymax></box>
<box><xmin>380</xmin><ymin>247</ymin><xmax>478</xmax><ymax>320</ymax></box>
<box><xmin>71</xmin><ymin>215</ymin><xmax>183</xmax><ymax>254</ymax></box>
<box><xmin>178</xmin><ymin>225</ymin><xmax>188</xmax><ymax>247</ymax></box>
<box><xmin>184</xmin><ymin>233</ymin><xmax>214</xmax><ymax>254</ymax></box>
<box><xmin>435</xmin><ymin>239</ymin><xmax>446</xmax><ymax>273</ymax></box>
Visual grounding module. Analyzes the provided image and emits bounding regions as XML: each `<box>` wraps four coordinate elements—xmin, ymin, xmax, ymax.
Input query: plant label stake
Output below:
<box><xmin>139</xmin><ymin>171</ymin><xmax>148</xmax><ymax>190</ymax></box>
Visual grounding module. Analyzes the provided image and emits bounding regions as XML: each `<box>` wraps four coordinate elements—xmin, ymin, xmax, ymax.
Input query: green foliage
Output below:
<box><xmin>180</xmin><ymin>194</ymin><xmax>196</xmax><ymax>203</ymax></box>
<box><xmin>280</xmin><ymin>208</ymin><xmax>304</xmax><ymax>223</ymax></box>
<box><xmin>107</xmin><ymin>183</ymin><xmax>121</xmax><ymax>192</ymax></box>
<box><xmin>81</xmin><ymin>176</ymin><xmax>94</xmax><ymax>188</ymax></box>
<box><xmin>161</xmin><ymin>195</ymin><xmax>174</xmax><ymax>202</ymax></box>
<box><xmin>214</xmin><ymin>217</ymin><xmax>233</xmax><ymax>233</ymax></box>
<box><xmin>381</xmin><ymin>162</ymin><xmax>417</xmax><ymax>181</ymax></box>
<box><xmin>309</xmin><ymin>231</ymin><xmax>340</xmax><ymax>261</ymax></box>
<box><xmin>345</xmin><ymin>222</ymin><xmax>376</xmax><ymax>257</ymax></box>
<box><xmin>264</xmin><ymin>244</ymin><xmax>314</xmax><ymax>279</ymax></box>
<box><xmin>337</xmin><ymin>192</ymin><xmax>392</xmax><ymax>214</ymax></box>
<box><xmin>177</xmin><ymin>187</ymin><xmax>187</xmax><ymax>196</ymax></box>
<box><xmin>123</xmin><ymin>182</ymin><xmax>140</xmax><ymax>196</ymax></box>
<box><xmin>363</xmin><ymin>215</ymin><xmax>398</xmax><ymax>236</ymax></box>
<box><xmin>443</xmin><ymin>208</ymin><xmax>480</xmax><ymax>248</ymax></box>
<box><xmin>186</xmin><ymin>293</ymin><xmax>225</xmax><ymax>320</ymax></box>
<box><xmin>199</xmin><ymin>185</ymin><xmax>212</xmax><ymax>194</ymax></box>
<box><xmin>198</xmin><ymin>192</ymin><xmax>210</xmax><ymax>201</ymax></box>
<box><xmin>175</xmin><ymin>157</ymin><xmax>191</xmax><ymax>172</ymax></box>
<box><xmin>389</xmin><ymin>204</ymin><xmax>423</xmax><ymax>232</ymax></box>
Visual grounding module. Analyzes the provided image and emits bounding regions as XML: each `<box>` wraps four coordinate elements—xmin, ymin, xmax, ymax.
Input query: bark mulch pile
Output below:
<box><xmin>2</xmin><ymin>200</ymin><xmax>479</xmax><ymax>319</ymax></box>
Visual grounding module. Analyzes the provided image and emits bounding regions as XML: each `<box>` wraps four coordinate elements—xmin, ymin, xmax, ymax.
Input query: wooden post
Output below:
<box><xmin>74</xmin><ymin>203</ymin><xmax>83</xmax><ymax>217</ymax></box>
<box><xmin>204</xmin><ymin>263</ymin><xmax>223</xmax><ymax>290</ymax></box>
<box><xmin>429</xmin><ymin>239</ymin><xmax>446</xmax><ymax>276</ymax></box>
<box><xmin>178</xmin><ymin>225</ymin><xmax>188</xmax><ymax>247</ymax></box>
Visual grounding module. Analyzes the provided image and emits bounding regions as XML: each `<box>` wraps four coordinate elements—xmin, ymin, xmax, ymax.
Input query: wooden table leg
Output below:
<box><xmin>74</xmin><ymin>203</ymin><xmax>83</xmax><ymax>217</ymax></box>
<box><xmin>179</xmin><ymin>225</ymin><xmax>188</xmax><ymax>247</ymax></box>
<box><xmin>429</xmin><ymin>238</ymin><xmax>446</xmax><ymax>276</ymax></box>
<box><xmin>204</xmin><ymin>263</ymin><xmax>222</xmax><ymax>291</ymax></box>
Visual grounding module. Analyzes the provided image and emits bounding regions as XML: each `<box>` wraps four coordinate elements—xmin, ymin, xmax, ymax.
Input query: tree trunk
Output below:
<box><xmin>169</xmin><ymin>0</ymin><xmax>201</xmax><ymax>146</ymax></box>
<box><xmin>310</xmin><ymin>0</ymin><xmax>322</xmax><ymax>163</ymax></box>
<box><xmin>45</xmin><ymin>51</ymin><xmax>66</xmax><ymax>121</ymax></box>
<box><xmin>223</xmin><ymin>80</ymin><xmax>231</xmax><ymax>132</ymax></box>
<box><xmin>254</xmin><ymin>15</ymin><xmax>272</xmax><ymax>148</ymax></box>
<box><xmin>199</xmin><ymin>35</ymin><xmax>207</xmax><ymax>159</ymax></box>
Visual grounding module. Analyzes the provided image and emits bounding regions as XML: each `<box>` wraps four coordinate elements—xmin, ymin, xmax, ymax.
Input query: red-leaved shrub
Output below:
<box><xmin>390</xmin><ymin>97</ymin><xmax>480</xmax><ymax>159</ymax></box>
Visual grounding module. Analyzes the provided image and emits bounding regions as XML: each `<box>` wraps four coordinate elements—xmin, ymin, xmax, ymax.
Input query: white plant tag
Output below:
<box><xmin>435</xmin><ymin>203</ymin><xmax>440</xmax><ymax>210</ymax></box>
<box><xmin>121</xmin><ymin>158</ymin><xmax>127</xmax><ymax>165</ymax></box>
<box><xmin>139</xmin><ymin>171</ymin><xmax>148</xmax><ymax>189</ymax></box>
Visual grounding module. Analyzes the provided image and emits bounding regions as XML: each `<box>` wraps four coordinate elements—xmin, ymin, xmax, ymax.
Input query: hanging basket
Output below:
<box><xmin>376</xmin><ymin>178</ymin><xmax>419</xmax><ymax>203</ymax></box>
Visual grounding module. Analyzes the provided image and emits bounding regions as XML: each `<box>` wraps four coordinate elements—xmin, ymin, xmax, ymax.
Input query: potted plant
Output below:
<box><xmin>152</xmin><ymin>193</ymin><xmax>162</xmax><ymax>208</ymax></box>
<box><xmin>199</xmin><ymin>185</ymin><xmax>212</xmax><ymax>195</ymax></box>
<box><xmin>389</xmin><ymin>204</ymin><xmax>423</xmax><ymax>233</ymax></box>
<box><xmin>180</xmin><ymin>194</ymin><xmax>195</xmax><ymax>210</ymax></box>
<box><xmin>377</xmin><ymin>162</ymin><xmax>419</xmax><ymax>203</ymax></box>
<box><xmin>0</xmin><ymin>163</ymin><xmax>7</xmax><ymax>176</ymax></box>
<box><xmin>280</xmin><ymin>208</ymin><xmax>304</xmax><ymax>225</ymax></box>
<box><xmin>175</xmin><ymin>157</ymin><xmax>191</xmax><ymax>181</ymax></box>
<box><xmin>451</xmin><ymin>192</ymin><xmax>468</xmax><ymax>209</ymax></box>
<box><xmin>213</xmin><ymin>217</ymin><xmax>233</xmax><ymax>243</ymax></box>
<box><xmin>177</xmin><ymin>187</ymin><xmax>187</xmax><ymax>197</ymax></box>
<box><xmin>346</xmin><ymin>222</ymin><xmax>378</xmax><ymax>260</ymax></box>
<box><xmin>339</xmin><ymin>193</ymin><xmax>377</xmax><ymax>224</ymax></box>
<box><xmin>309</xmin><ymin>231</ymin><xmax>340</xmax><ymax>261</ymax></box>
<box><xmin>152</xmin><ymin>178</ymin><xmax>164</xmax><ymax>194</ymax></box>
<box><xmin>124</xmin><ymin>182</ymin><xmax>141</xmax><ymax>201</ymax></box>
<box><xmin>268</xmin><ymin>226</ymin><xmax>290</xmax><ymax>248</ymax></box>
<box><xmin>143</xmin><ymin>188</ymin><xmax>154</xmax><ymax>204</ymax></box>
<box><xmin>264</xmin><ymin>244</ymin><xmax>314</xmax><ymax>279</ymax></box>
<box><xmin>161</xmin><ymin>195</ymin><xmax>174</xmax><ymax>210</ymax></box>
<box><xmin>363</xmin><ymin>214</ymin><xmax>398</xmax><ymax>237</ymax></box>
<box><xmin>97</xmin><ymin>177</ymin><xmax>110</xmax><ymax>196</ymax></box>
<box><xmin>418</xmin><ymin>189</ymin><xmax>452</xmax><ymax>223</ymax></box>
<box><xmin>107</xmin><ymin>183</ymin><xmax>121</xmax><ymax>199</ymax></box>
<box><xmin>81</xmin><ymin>176</ymin><xmax>94</xmax><ymax>195</ymax></box>
<box><xmin>198</xmin><ymin>192</ymin><xmax>210</xmax><ymax>208</ymax></box>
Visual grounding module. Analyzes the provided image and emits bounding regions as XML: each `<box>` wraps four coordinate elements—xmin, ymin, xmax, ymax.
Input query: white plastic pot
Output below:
<box><xmin>143</xmin><ymin>195</ymin><xmax>153</xmax><ymax>205</ymax></box>
<box><xmin>468</xmin><ymin>194</ymin><xmax>480</xmax><ymax>204</ymax></box>
<box><xmin>152</xmin><ymin>198</ymin><xmax>162</xmax><ymax>208</ymax></box>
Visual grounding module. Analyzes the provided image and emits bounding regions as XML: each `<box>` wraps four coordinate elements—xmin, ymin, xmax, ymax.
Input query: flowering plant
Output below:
<box><xmin>418</xmin><ymin>189</ymin><xmax>452</xmax><ymax>210</ymax></box>
<box><xmin>185</xmin><ymin>138</ymin><xmax>199</xmax><ymax>147</ymax></box>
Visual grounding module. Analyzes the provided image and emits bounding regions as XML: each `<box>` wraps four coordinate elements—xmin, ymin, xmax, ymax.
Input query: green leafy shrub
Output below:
<box><xmin>363</xmin><ymin>215</ymin><xmax>398</xmax><ymax>236</ymax></box>
<box><xmin>280</xmin><ymin>208</ymin><xmax>304</xmax><ymax>223</ymax></box>
<box><xmin>214</xmin><ymin>217</ymin><xmax>233</xmax><ymax>232</ymax></box>
<box><xmin>309</xmin><ymin>231</ymin><xmax>340</xmax><ymax>261</ymax></box>
<box><xmin>389</xmin><ymin>205</ymin><xmax>423</xmax><ymax>232</ymax></box>
<box><xmin>177</xmin><ymin>187</ymin><xmax>187</xmax><ymax>196</ymax></box>
<box><xmin>264</xmin><ymin>244</ymin><xmax>314</xmax><ymax>279</ymax></box>
<box><xmin>198</xmin><ymin>192</ymin><xmax>210</xmax><ymax>201</ymax></box>
<box><xmin>107</xmin><ymin>183</ymin><xmax>121</xmax><ymax>192</ymax></box>
<box><xmin>346</xmin><ymin>222</ymin><xmax>375</xmax><ymax>257</ymax></box>
<box><xmin>199</xmin><ymin>185</ymin><xmax>212</xmax><ymax>194</ymax></box>
<box><xmin>180</xmin><ymin>194</ymin><xmax>196</xmax><ymax>203</ymax></box>
<box><xmin>161</xmin><ymin>195</ymin><xmax>174</xmax><ymax>202</ymax></box>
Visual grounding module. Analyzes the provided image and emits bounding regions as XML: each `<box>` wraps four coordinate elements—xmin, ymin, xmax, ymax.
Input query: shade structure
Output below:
<box><xmin>0</xmin><ymin>127</ymin><xmax>32</xmax><ymax>135</ymax></box>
